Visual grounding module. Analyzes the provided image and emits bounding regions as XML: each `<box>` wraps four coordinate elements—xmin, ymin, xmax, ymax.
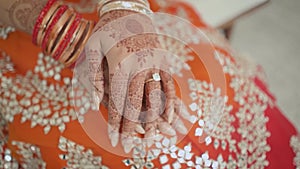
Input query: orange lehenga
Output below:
<box><xmin>0</xmin><ymin>0</ymin><xmax>299</xmax><ymax>168</ymax></box>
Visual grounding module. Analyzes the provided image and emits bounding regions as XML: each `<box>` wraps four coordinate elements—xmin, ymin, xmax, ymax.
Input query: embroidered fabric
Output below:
<box><xmin>0</xmin><ymin>1</ymin><xmax>298</xmax><ymax>168</ymax></box>
<box><xmin>11</xmin><ymin>141</ymin><xmax>46</xmax><ymax>169</ymax></box>
<box><xmin>0</xmin><ymin>25</ymin><xmax>15</xmax><ymax>40</ymax></box>
<box><xmin>290</xmin><ymin>135</ymin><xmax>300</xmax><ymax>169</ymax></box>
<box><xmin>58</xmin><ymin>136</ymin><xmax>108</xmax><ymax>169</ymax></box>
<box><xmin>0</xmin><ymin>52</ymin><xmax>97</xmax><ymax>134</ymax></box>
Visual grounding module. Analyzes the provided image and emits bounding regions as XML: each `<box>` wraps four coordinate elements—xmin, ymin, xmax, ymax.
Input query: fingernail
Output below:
<box><xmin>135</xmin><ymin>125</ymin><xmax>146</xmax><ymax>134</ymax></box>
<box><xmin>124</xmin><ymin>144</ymin><xmax>133</xmax><ymax>153</ymax></box>
<box><xmin>145</xmin><ymin>131</ymin><xmax>155</xmax><ymax>147</ymax></box>
<box><xmin>122</xmin><ymin>138</ymin><xmax>134</xmax><ymax>153</ymax></box>
<box><xmin>159</xmin><ymin>123</ymin><xmax>176</xmax><ymax>136</ymax></box>
<box><xmin>110</xmin><ymin>132</ymin><xmax>119</xmax><ymax>147</ymax></box>
<box><xmin>176</xmin><ymin>122</ymin><xmax>188</xmax><ymax>134</ymax></box>
<box><xmin>92</xmin><ymin>92</ymin><xmax>100</xmax><ymax>110</ymax></box>
<box><xmin>181</xmin><ymin>109</ymin><xmax>192</xmax><ymax>121</ymax></box>
<box><xmin>167</xmin><ymin>106</ymin><xmax>174</xmax><ymax>124</ymax></box>
<box><xmin>168</xmin><ymin>112</ymin><xmax>173</xmax><ymax>123</ymax></box>
<box><xmin>147</xmin><ymin>139</ymin><xmax>154</xmax><ymax>147</ymax></box>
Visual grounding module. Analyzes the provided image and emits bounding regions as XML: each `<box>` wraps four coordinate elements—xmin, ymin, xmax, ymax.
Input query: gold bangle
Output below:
<box><xmin>36</xmin><ymin>1</ymin><xmax>63</xmax><ymax>46</ymax></box>
<box><xmin>46</xmin><ymin>8</ymin><xmax>75</xmax><ymax>55</ymax></box>
<box><xmin>65</xmin><ymin>20</ymin><xmax>94</xmax><ymax>67</ymax></box>
<box><xmin>99</xmin><ymin>1</ymin><xmax>152</xmax><ymax>18</ymax></box>
<box><xmin>59</xmin><ymin>20</ymin><xmax>87</xmax><ymax>64</ymax></box>
<box><xmin>98</xmin><ymin>0</ymin><xmax>150</xmax><ymax>13</ymax></box>
<box><xmin>48</xmin><ymin>10</ymin><xmax>76</xmax><ymax>55</ymax></box>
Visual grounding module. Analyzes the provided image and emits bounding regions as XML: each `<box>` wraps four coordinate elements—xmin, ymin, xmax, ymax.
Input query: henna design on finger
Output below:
<box><xmin>121</xmin><ymin>71</ymin><xmax>146</xmax><ymax>153</ymax></box>
<box><xmin>87</xmin><ymin>49</ymin><xmax>105</xmax><ymax>103</ymax></box>
<box><xmin>108</xmin><ymin>71</ymin><xmax>129</xmax><ymax>147</ymax></box>
<box><xmin>144</xmin><ymin>70</ymin><xmax>176</xmax><ymax>149</ymax></box>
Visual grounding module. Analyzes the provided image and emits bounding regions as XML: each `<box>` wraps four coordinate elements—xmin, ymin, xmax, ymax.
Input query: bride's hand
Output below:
<box><xmin>85</xmin><ymin>10</ymin><xmax>183</xmax><ymax>153</ymax></box>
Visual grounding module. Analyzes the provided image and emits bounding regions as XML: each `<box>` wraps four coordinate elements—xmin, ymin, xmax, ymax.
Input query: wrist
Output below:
<box><xmin>97</xmin><ymin>0</ymin><xmax>152</xmax><ymax>18</ymax></box>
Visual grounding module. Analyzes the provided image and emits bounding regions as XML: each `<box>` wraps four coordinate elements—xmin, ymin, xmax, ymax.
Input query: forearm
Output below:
<box><xmin>0</xmin><ymin>0</ymin><xmax>47</xmax><ymax>34</ymax></box>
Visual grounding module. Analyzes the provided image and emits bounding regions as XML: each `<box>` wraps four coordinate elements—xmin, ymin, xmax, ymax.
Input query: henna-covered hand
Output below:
<box><xmin>84</xmin><ymin>10</ymin><xmax>189</xmax><ymax>153</ymax></box>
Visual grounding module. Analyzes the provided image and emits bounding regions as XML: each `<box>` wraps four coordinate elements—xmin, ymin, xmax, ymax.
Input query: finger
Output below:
<box><xmin>85</xmin><ymin>33</ymin><xmax>105</xmax><ymax>104</ymax></box>
<box><xmin>121</xmin><ymin>71</ymin><xmax>146</xmax><ymax>153</ymax></box>
<box><xmin>160</xmin><ymin>70</ymin><xmax>176</xmax><ymax>123</ymax></box>
<box><xmin>144</xmin><ymin>70</ymin><xmax>176</xmax><ymax>138</ymax></box>
<box><xmin>108</xmin><ymin>97</ymin><xmax>122</xmax><ymax>147</ymax></box>
<box><xmin>108</xmin><ymin>72</ymin><xmax>128</xmax><ymax>147</ymax></box>
<box><xmin>144</xmin><ymin>118</ymin><xmax>177</xmax><ymax>147</ymax></box>
<box><xmin>144</xmin><ymin>70</ymin><xmax>164</xmax><ymax>123</ymax></box>
<box><xmin>89</xmin><ymin>57</ymin><xmax>104</xmax><ymax>106</ymax></box>
<box><xmin>100</xmin><ymin>58</ymin><xmax>109</xmax><ymax>106</ymax></box>
<box><xmin>144</xmin><ymin>122</ymin><xmax>157</xmax><ymax>147</ymax></box>
<box><xmin>144</xmin><ymin>70</ymin><xmax>163</xmax><ymax>147</ymax></box>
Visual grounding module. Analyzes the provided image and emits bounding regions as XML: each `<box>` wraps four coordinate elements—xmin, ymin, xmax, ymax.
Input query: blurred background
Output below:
<box><xmin>231</xmin><ymin>0</ymin><xmax>300</xmax><ymax>130</ymax></box>
<box><xmin>188</xmin><ymin>0</ymin><xmax>300</xmax><ymax>130</ymax></box>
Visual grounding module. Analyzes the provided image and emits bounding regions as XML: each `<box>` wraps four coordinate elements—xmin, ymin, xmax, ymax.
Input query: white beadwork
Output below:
<box><xmin>58</xmin><ymin>136</ymin><xmax>108</xmax><ymax>169</ymax></box>
<box><xmin>11</xmin><ymin>141</ymin><xmax>46</xmax><ymax>169</ymax></box>
<box><xmin>0</xmin><ymin>53</ymin><xmax>96</xmax><ymax>134</ymax></box>
<box><xmin>290</xmin><ymin>135</ymin><xmax>300</xmax><ymax>169</ymax></box>
<box><xmin>0</xmin><ymin>25</ymin><xmax>15</xmax><ymax>40</ymax></box>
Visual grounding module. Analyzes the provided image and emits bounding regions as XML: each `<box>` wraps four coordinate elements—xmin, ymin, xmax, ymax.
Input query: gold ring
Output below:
<box><xmin>145</xmin><ymin>73</ymin><xmax>161</xmax><ymax>83</ymax></box>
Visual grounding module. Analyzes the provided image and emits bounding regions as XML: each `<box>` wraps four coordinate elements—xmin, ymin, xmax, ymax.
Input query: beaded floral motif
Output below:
<box><xmin>122</xmin><ymin>134</ymin><xmax>177</xmax><ymax>169</ymax></box>
<box><xmin>0</xmin><ymin>53</ymin><xmax>75</xmax><ymax>134</ymax></box>
<box><xmin>120</xmin><ymin>33</ymin><xmax>272</xmax><ymax>169</ymax></box>
<box><xmin>213</xmin><ymin>49</ymin><xmax>271</xmax><ymax>168</ymax></box>
<box><xmin>0</xmin><ymin>25</ymin><xmax>15</xmax><ymax>40</ymax></box>
<box><xmin>0</xmin><ymin>52</ymin><xmax>95</xmax><ymax>134</ymax></box>
<box><xmin>0</xmin><ymin>145</ymin><xmax>19</xmax><ymax>169</ymax></box>
<box><xmin>158</xmin><ymin>37</ymin><xmax>194</xmax><ymax>77</ymax></box>
<box><xmin>123</xmin><ymin>41</ymin><xmax>271</xmax><ymax>168</ymax></box>
<box><xmin>0</xmin><ymin>113</ymin><xmax>8</xmax><ymax>148</ymax></box>
<box><xmin>58</xmin><ymin>136</ymin><xmax>108</xmax><ymax>169</ymax></box>
<box><xmin>123</xmin><ymin>136</ymin><xmax>222</xmax><ymax>169</ymax></box>
<box><xmin>290</xmin><ymin>135</ymin><xmax>300</xmax><ymax>169</ymax></box>
<box><xmin>154</xmin><ymin>15</ymin><xmax>203</xmax><ymax>45</ymax></box>
<box><xmin>122</xmin><ymin>135</ymin><xmax>176</xmax><ymax>169</ymax></box>
<box><xmin>187</xmin><ymin>79</ymin><xmax>237</xmax><ymax>152</ymax></box>
<box><xmin>0</xmin><ymin>112</ymin><xmax>19</xmax><ymax>169</ymax></box>
<box><xmin>0</xmin><ymin>51</ymin><xmax>15</xmax><ymax>74</ymax></box>
<box><xmin>11</xmin><ymin>141</ymin><xmax>46</xmax><ymax>169</ymax></box>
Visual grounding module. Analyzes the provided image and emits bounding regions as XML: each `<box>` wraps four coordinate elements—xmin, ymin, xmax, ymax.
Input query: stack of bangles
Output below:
<box><xmin>32</xmin><ymin>0</ymin><xmax>152</xmax><ymax>67</ymax></box>
<box><xmin>32</xmin><ymin>0</ymin><xmax>94</xmax><ymax>67</ymax></box>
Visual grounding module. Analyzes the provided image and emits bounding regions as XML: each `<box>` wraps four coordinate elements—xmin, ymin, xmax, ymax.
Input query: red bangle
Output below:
<box><xmin>58</xmin><ymin>20</ymin><xmax>87</xmax><ymax>64</ymax></box>
<box><xmin>65</xmin><ymin>21</ymin><xmax>94</xmax><ymax>67</ymax></box>
<box><xmin>53</xmin><ymin>14</ymin><xmax>82</xmax><ymax>60</ymax></box>
<box><xmin>41</xmin><ymin>5</ymin><xmax>68</xmax><ymax>53</ymax></box>
<box><xmin>32</xmin><ymin>0</ymin><xmax>57</xmax><ymax>45</ymax></box>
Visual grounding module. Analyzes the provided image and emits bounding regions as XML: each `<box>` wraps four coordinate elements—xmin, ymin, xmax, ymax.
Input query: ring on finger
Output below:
<box><xmin>145</xmin><ymin>73</ymin><xmax>161</xmax><ymax>83</ymax></box>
